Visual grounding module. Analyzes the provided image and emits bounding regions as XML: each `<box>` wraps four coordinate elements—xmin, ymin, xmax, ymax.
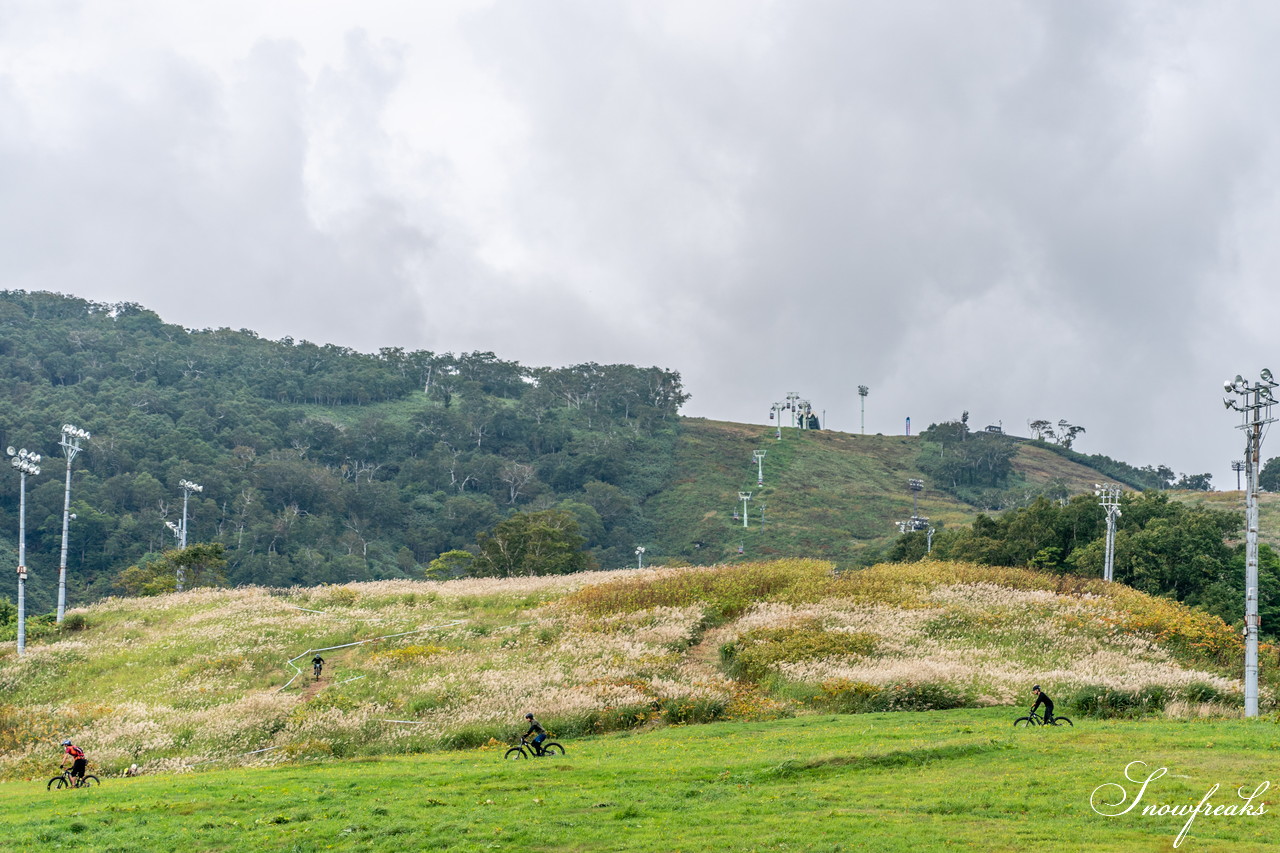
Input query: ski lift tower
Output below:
<box><xmin>753</xmin><ymin>450</ymin><xmax>766</xmax><ymax>486</ymax></box>
<box><xmin>858</xmin><ymin>385</ymin><xmax>869</xmax><ymax>434</ymax></box>
<box><xmin>769</xmin><ymin>402</ymin><xmax>785</xmax><ymax>440</ymax></box>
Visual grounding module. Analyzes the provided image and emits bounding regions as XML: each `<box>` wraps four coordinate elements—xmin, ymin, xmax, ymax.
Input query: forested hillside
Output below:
<box><xmin>0</xmin><ymin>291</ymin><xmax>687</xmax><ymax>612</ymax></box>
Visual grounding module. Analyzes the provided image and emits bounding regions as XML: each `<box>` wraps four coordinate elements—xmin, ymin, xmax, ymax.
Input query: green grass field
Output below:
<box><xmin>3</xmin><ymin>708</ymin><xmax>1278</xmax><ymax>852</ymax></box>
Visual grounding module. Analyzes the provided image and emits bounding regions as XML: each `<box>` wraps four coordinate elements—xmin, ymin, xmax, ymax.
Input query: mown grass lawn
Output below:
<box><xmin>3</xmin><ymin>707</ymin><xmax>1278</xmax><ymax>852</ymax></box>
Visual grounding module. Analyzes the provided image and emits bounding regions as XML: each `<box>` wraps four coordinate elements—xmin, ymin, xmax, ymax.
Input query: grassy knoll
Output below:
<box><xmin>3</xmin><ymin>709</ymin><xmax>1279</xmax><ymax>852</ymax></box>
<box><xmin>646</xmin><ymin>420</ymin><xmax>1110</xmax><ymax>565</ymax></box>
<box><xmin>0</xmin><ymin>560</ymin><xmax>1259</xmax><ymax>785</ymax></box>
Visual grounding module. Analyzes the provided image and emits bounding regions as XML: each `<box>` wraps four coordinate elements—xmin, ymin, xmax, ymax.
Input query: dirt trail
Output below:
<box><xmin>299</xmin><ymin>677</ymin><xmax>326</xmax><ymax>702</ymax></box>
<box><xmin>684</xmin><ymin>626</ymin><xmax>730</xmax><ymax>678</ymax></box>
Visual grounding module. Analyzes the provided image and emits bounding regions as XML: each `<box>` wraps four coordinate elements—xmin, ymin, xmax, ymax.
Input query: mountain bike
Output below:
<box><xmin>1013</xmin><ymin>710</ymin><xmax>1073</xmax><ymax>727</ymax></box>
<box><xmin>48</xmin><ymin>769</ymin><xmax>99</xmax><ymax>790</ymax></box>
<box><xmin>505</xmin><ymin>735</ymin><xmax>565</xmax><ymax>759</ymax></box>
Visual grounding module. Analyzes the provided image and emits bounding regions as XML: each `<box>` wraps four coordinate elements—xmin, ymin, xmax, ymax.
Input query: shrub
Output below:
<box><xmin>865</xmin><ymin>682</ymin><xmax>970</xmax><ymax>712</ymax></box>
<box><xmin>1182</xmin><ymin>681</ymin><xmax>1234</xmax><ymax>704</ymax></box>
<box><xmin>1068</xmin><ymin>685</ymin><xmax>1169</xmax><ymax>718</ymax></box>
<box><xmin>60</xmin><ymin>613</ymin><xmax>89</xmax><ymax>632</ymax></box>
<box><xmin>720</xmin><ymin>622</ymin><xmax>877</xmax><ymax>681</ymax></box>
<box><xmin>660</xmin><ymin>697</ymin><xmax>727</xmax><ymax>725</ymax></box>
<box><xmin>816</xmin><ymin>679</ymin><xmax>882</xmax><ymax>713</ymax></box>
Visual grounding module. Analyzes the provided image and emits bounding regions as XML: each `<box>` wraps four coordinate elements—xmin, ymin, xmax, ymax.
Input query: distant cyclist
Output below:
<box><xmin>61</xmin><ymin>740</ymin><xmax>87</xmax><ymax>787</ymax></box>
<box><xmin>523</xmin><ymin>713</ymin><xmax>547</xmax><ymax>755</ymax></box>
<box><xmin>312</xmin><ymin>654</ymin><xmax>325</xmax><ymax>681</ymax></box>
<box><xmin>1030</xmin><ymin>685</ymin><xmax>1055</xmax><ymax>723</ymax></box>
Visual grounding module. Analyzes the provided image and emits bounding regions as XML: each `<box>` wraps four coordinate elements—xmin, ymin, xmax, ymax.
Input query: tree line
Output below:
<box><xmin>0</xmin><ymin>291</ymin><xmax>689</xmax><ymax>613</ymax></box>
<box><xmin>889</xmin><ymin>491</ymin><xmax>1277</xmax><ymax>638</ymax></box>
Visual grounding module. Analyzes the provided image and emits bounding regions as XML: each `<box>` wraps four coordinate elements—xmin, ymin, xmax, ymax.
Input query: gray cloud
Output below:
<box><xmin>4</xmin><ymin>1</ymin><xmax>1280</xmax><ymax>481</ymax></box>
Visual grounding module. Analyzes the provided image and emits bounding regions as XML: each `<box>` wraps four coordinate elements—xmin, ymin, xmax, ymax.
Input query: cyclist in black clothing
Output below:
<box><xmin>1031</xmin><ymin>685</ymin><xmax>1055</xmax><ymax>722</ymax></box>
<box><xmin>312</xmin><ymin>655</ymin><xmax>325</xmax><ymax>681</ymax></box>
<box><xmin>523</xmin><ymin>713</ymin><xmax>547</xmax><ymax>754</ymax></box>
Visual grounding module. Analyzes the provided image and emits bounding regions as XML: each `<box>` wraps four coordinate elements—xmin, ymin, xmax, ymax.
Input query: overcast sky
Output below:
<box><xmin>4</xmin><ymin>0</ymin><xmax>1279</xmax><ymax>484</ymax></box>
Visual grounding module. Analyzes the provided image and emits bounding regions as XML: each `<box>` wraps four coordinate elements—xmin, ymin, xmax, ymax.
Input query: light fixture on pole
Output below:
<box><xmin>738</xmin><ymin>492</ymin><xmax>752</xmax><ymax>528</ymax></box>
<box><xmin>753</xmin><ymin>450</ymin><xmax>766</xmax><ymax>486</ymax></box>
<box><xmin>55</xmin><ymin>424</ymin><xmax>89</xmax><ymax>623</ymax></box>
<box><xmin>1094</xmin><ymin>484</ymin><xmax>1122</xmax><ymax>583</ymax></box>
<box><xmin>1232</xmin><ymin>460</ymin><xmax>1246</xmax><ymax>491</ymax></box>
<box><xmin>635</xmin><ymin>546</ymin><xmax>645</xmax><ymax>569</ymax></box>
<box><xmin>908</xmin><ymin>479</ymin><xmax>924</xmax><ymax>518</ymax></box>
<box><xmin>1224</xmin><ymin>369</ymin><xmax>1278</xmax><ymax>718</ymax></box>
<box><xmin>858</xmin><ymin>385</ymin><xmax>869</xmax><ymax>435</ymax></box>
<box><xmin>7</xmin><ymin>447</ymin><xmax>41</xmax><ymax>656</ymax></box>
<box><xmin>173</xmin><ymin>479</ymin><xmax>203</xmax><ymax>592</ymax></box>
<box><xmin>897</xmin><ymin>480</ymin><xmax>930</xmax><ymax>539</ymax></box>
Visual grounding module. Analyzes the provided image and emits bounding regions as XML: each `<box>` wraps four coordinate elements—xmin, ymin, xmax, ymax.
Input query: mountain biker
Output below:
<box><xmin>1030</xmin><ymin>685</ymin><xmax>1055</xmax><ymax>722</ymax></box>
<box><xmin>312</xmin><ymin>654</ymin><xmax>324</xmax><ymax>680</ymax></box>
<box><xmin>61</xmin><ymin>740</ymin><xmax>87</xmax><ymax>786</ymax></box>
<box><xmin>523</xmin><ymin>713</ymin><xmax>547</xmax><ymax>754</ymax></box>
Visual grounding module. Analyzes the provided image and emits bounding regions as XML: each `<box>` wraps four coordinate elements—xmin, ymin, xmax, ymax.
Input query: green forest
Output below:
<box><xmin>0</xmin><ymin>291</ymin><xmax>688</xmax><ymax>613</ymax></box>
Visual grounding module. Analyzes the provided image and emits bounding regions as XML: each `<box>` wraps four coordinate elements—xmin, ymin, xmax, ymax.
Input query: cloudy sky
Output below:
<box><xmin>3</xmin><ymin>0</ymin><xmax>1279</xmax><ymax>483</ymax></box>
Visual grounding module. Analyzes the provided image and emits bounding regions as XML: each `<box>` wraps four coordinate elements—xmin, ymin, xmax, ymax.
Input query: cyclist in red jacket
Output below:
<box><xmin>61</xmin><ymin>740</ymin><xmax>87</xmax><ymax>786</ymax></box>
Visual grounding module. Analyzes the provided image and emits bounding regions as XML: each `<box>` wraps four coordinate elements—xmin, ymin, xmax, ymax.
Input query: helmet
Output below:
<box><xmin>62</xmin><ymin>740</ymin><xmax>72</xmax><ymax>746</ymax></box>
<box><xmin>524</xmin><ymin>713</ymin><xmax>534</xmax><ymax>719</ymax></box>
<box><xmin>1032</xmin><ymin>685</ymin><xmax>1040</xmax><ymax>691</ymax></box>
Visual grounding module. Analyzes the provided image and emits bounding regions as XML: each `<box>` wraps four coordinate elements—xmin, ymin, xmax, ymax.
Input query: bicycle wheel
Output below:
<box><xmin>48</xmin><ymin>776</ymin><xmax>68</xmax><ymax>791</ymax></box>
<box><xmin>1013</xmin><ymin>716</ymin><xmax>1038</xmax><ymax>728</ymax></box>
<box><xmin>79</xmin><ymin>775</ymin><xmax>100</xmax><ymax>787</ymax></box>
<box><xmin>504</xmin><ymin>747</ymin><xmax>527</xmax><ymax>760</ymax></box>
<box><xmin>1050</xmin><ymin>717</ymin><xmax>1073</xmax><ymax>727</ymax></box>
<box><xmin>540</xmin><ymin>742</ymin><xmax>565</xmax><ymax>756</ymax></box>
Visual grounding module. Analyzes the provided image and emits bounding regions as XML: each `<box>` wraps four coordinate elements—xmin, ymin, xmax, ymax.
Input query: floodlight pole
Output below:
<box><xmin>635</xmin><ymin>546</ymin><xmax>645</xmax><ymax>569</ymax></box>
<box><xmin>738</xmin><ymin>492</ymin><xmax>752</xmax><ymax>528</ymax></box>
<box><xmin>8</xmin><ymin>448</ymin><xmax>41</xmax><ymax>656</ymax></box>
<box><xmin>1224</xmin><ymin>369</ymin><xmax>1278</xmax><ymax>718</ymax></box>
<box><xmin>858</xmin><ymin>385</ymin><xmax>869</xmax><ymax>435</ymax></box>
<box><xmin>1094</xmin><ymin>484</ymin><xmax>1121</xmax><ymax>583</ymax></box>
<box><xmin>753</xmin><ymin>450</ymin><xmax>766</xmax><ymax>486</ymax></box>
<box><xmin>175</xmin><ymin>479</ymin><xmax>204</xmax><ymax>591</ymax></box>
<box><xmin>56</xmin><ymin>424</ymin><xmax>89</xmax><ymax>623</ymax></box>
<box><xmin>908</xmin><ymin>479</ymin><xmax>923</xmax><ymax>518</ymax></box>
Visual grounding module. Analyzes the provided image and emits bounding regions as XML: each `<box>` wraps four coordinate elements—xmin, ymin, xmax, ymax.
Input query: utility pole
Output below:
<box><xmin>858</xmin><ymin>385</ymin><xmax>869</xmax><ymax>435</ymax></box>
<box><xmin>1224</xmin><ymin>369</ymin><xmax>1278</xmax><ymax>718</ymax></box>
<box><xmin>56</xmin><ymin>424</ymin><xmax>89</xmax><ymax>623</ymax></box>
<box><xmin>753</xmin><ymin>450</ymin><xmax>766</xmax><ymax>486</ymax></box>
<box><xmin>1094</xmin><ymin>484</ymin><xmax>1121</xmax><ymax>583</ymax></box>
<box><xmin>1232</xmin><ymin>460</ymin><xmax>1246</xmax><ymax>491</ymax></box>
